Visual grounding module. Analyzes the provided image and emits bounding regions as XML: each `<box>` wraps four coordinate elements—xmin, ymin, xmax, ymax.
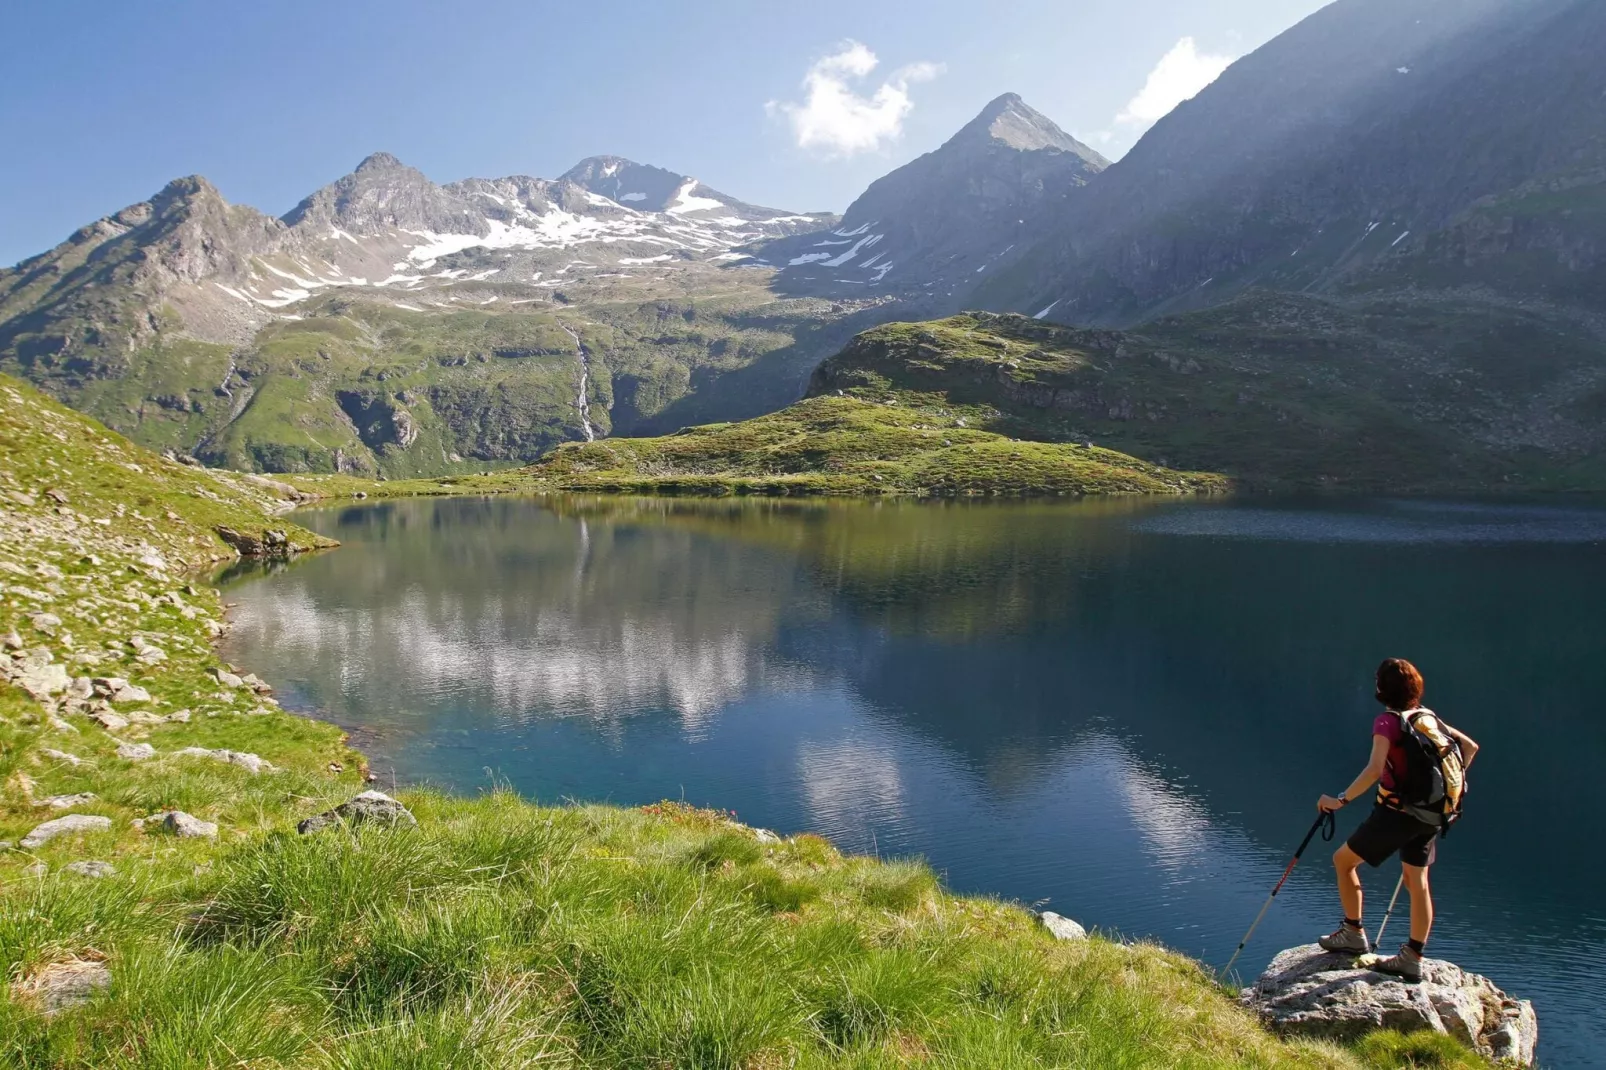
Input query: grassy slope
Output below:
<box><xmin>814</xmin><ymin>306</ymin><xmax>1606</xmax><ymax>493</ymax></box>
<box><xmin>0</xmin><ymin>379</ymin><xmax>1481</xmax><ymax>1067</ymax></box>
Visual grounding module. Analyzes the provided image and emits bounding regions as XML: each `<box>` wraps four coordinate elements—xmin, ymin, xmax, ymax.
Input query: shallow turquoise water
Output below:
<box><xmin>221</xmin><ymin>495</ymin><xmax>1606</xmax><ymax>1066</ymax></box>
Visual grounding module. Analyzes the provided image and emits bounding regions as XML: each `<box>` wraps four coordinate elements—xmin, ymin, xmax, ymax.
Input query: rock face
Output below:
<box><xmin>20</xmin><ymin>814</ymin><xmax>113</xmax><ymax>848</ymax></box>
<box><xmin>767</xmin><ymin>93</ymin><xmax>1107</xmax><ymax>300</ymax></box>
<box><xmin>1241</xmin><ymin>944</ymin><xmax>1537</xmax><ymax>1066</ymax></box>
<box><xmin>297</xmin><ymin>790</ymin><xmax>416</xmax><ymax>834</ymax></box>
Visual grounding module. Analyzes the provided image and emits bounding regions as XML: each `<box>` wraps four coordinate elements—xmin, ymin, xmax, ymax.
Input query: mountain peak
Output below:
<box><xmin>355</xmin><ymin>152</ymin><xmax>406</xmax><ymax>174</ymax></box>
<box><xmin>951</xmin><ymin>94</ymin><xmax>1106</xmax><ymax>163</ymax></box>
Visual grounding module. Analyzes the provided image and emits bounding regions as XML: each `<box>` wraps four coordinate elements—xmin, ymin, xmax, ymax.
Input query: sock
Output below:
<box><xmin>1344</xmin><ymin>917</ymin><xmax>1362</xmax><ymax>930</ymax></box>
<box><xmin>1406</xmin><ymin>938</ymin><xmax>1425</xmax><ymax>955</ymax></box>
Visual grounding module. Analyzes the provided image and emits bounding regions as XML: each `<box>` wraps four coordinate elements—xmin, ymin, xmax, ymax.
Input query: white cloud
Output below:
<box><xmin>1116</xmin><ymin>37</ymin><xmax>1235</xmax><ymax>128</ymax></box>
<box><xmin>768</xmin><ymin>40</ymin><xmax>942</xmax><ymax>157</ymax></box>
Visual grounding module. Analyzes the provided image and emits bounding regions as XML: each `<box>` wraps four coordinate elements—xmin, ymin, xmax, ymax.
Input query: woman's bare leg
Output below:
<box><xmin>1403</xmin><ymin>862</ymin><xmax>1433</xmax><ymax>945</ymax></box>
<box><xmin>1333</xmin><ymin>844</ymin><xmax>1364</xmax><ymax>922</ymax></box>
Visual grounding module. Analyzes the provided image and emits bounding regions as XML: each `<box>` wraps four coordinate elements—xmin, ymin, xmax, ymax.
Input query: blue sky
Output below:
<box><xmin>0</xmin><ymin>0</ymin><xmax>1328</xmax><ymax>266</ymax></box>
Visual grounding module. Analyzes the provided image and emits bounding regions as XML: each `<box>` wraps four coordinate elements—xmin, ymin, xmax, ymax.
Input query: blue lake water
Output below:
<box><xmin>220</xmin><ymin>495</ymin><xmax>1606</xmax><ymax>1066</ymax></box>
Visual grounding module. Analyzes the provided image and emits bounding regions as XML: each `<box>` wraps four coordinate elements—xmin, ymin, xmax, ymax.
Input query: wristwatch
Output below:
<box><xmin>1336</xmin><ymin>793</ymin><xmax>1349</xmax><ymax>806</ymax></box>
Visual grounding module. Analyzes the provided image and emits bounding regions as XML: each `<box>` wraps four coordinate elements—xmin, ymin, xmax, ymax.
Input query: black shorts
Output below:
<box><xmin>1347</xmin><ymin>804</ymin><xmax>1438</xmax><ymax>868</ymax></box>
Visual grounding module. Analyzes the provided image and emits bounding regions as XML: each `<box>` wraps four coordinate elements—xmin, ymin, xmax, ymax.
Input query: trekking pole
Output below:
<box><xmin>1223</xmin><ymin>809</ymin><xmax>1336</xmax><ymax>978</ymax></box>
<box><xmin>1375</xmin><ymin>872</ymin><xmax>1405</xmax><ymax>947</ymax></box>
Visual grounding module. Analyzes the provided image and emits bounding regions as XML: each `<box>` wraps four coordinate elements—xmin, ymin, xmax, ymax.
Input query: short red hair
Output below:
<box><xmin>1376</xmin><ymin>658</ymin><xmax>1425</xmax><ymax>710</ymax></box>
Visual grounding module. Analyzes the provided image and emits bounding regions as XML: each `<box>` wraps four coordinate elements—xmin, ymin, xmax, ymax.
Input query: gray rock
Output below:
<box><xmin>1241</xmin><ymin>944</ymin><xmax>1537</xmax><ymax>1066</ymax></box>
<box><xmin>753</xmin><ymin>827</ymin><xmax>782</xmax><ymax>844</ymax></box>
<box><xmin>30</xmin><ymin>612</ymin><xmax>62</xmax><ymax>634</ymax></box>
<box><xmin>41</xmin><ymin>748</ymin><xmax>86</xmax><ymax>766</ymax></box>
<box><xmin>1039</xmin><ymin>911</ymin><xmax>1088</xmax><ymax>941</ymax></box>
<box><xmin>116</xmin><ymin>742</ymin><xmax>156</xmax><ymax>761</ymax></box>
<box><xmin>211</xmin><ymin>667</ymin><xmax>245</xmax><ymax>689</ymax></box>
<box><xmin>298</xmin><ymin>790</ymin><xmax>416</xmax><ymax>834</ymax></box>
<box><xmin>93</xmin><ymin>677</ymin><xmax>152</xmax><ymax>704</ymax></box>
<box><xmin>89</xmin><ymin>710</ymin><xmax>130</xmax><ymax>730</ymax></box>
<box><xmin>12</xmin><ymin>959</ymin><xmax>111</xmax><ymax>1015</ymax></box>
<box><xmin>20</xmin><ymin>814</ymin><xmax>113</xmax><ymax>849</ymax></box>
<box><xmin>63</xmin><ymin>860</ymin><xmax>115</xmax><ymax>878</ymax></box>
<box><xmin>40</xmin><ymin>792</ymin><xmax>97</xmax><ymax>810</ymax></box>
<box><xmin>150</xmin><ymin>811</ymin><xmax>218</xmax><ymax>839</ymax></box>
<box><xmin>16</xmin><ymin>659</ymin><xmax>70</xmax><ymax>699</ymax></box>
<box><xmin>176</xmin><ymin>746</ymin><xmax>275</xmax><ymax>774</ymax></box>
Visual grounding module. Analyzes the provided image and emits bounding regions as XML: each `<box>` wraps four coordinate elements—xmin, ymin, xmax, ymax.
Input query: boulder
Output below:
<box><xmin>116</xmin><ymin>742</ymin><xmax>156</xmax><ymax>761</ymax></box>
<box><xmin>1039</xmin><ymin>911</ymin><xmax>1088</xmax><ymax>941</ymax></box>
<box><xmin>1241</xmin><ymin>944</ymin><xmax>1537</xmax><ymax>1066</ymax></box>
<box><xmin>20</xmin><ymin>814</ymin><xmax>113</xmax><ymax>848</ymax></box>
<box><xmin>148</xmin><ymin>811</ymin><xmax>218</xmax><ymax>839</ymax></box>
<box><xmin>12</xmin><ymin>960</ymin><xmax>111</xmax><ymax>1015</ymax></box>
<box><xmin>298</xmin><ymin>790</ymin><xmax>416</xmax><ymax>834</ymax></box>
<box><xmin>210</xmin><ymin>667</ymin><xmax>245</xmax><ymax>689</ymax></box>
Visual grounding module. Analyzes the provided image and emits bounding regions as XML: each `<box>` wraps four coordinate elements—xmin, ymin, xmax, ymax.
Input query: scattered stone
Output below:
<box><xmin>30</xmin><ymin>612</ymin><xmax>62</xmax><ymax>634</ymax></box>
<box><xmin>124</xmin><ymin>711</ymin><xmax>167</xmax><ymax>725</ymax></box>
<box><xmin>211</xmin><ymin>667</ymin><xmax>245</xmax><ymax>689</ymax></box>
<box><xmin>93</xmin><ymin>678</ymin><xmax>151</xmax><ymax>704</ymax></box>
<box><xmin>1039</xmin><ymin>911</ymin><xmax>1088</xmax><ymax>941</ymax></box>
<box><xmin>41</xmin><ymin>748</ymin><xmax>86</xmax><ymax>766</ymax></box>
<box><xmin>20</xmin><ymin>813</ymin><xmax>113</xmax><ymax>849</ymax></box>
<box><xmin>13</xmin><ymin>959</ymin><xmax>111</xmax><ymax>1015</ymax></box>
<box><xmin>67</xmin><ymin>676</ymin><xmax>94</xmax><ymax>700</ymax></box>
<box><xmin>137</xmin><ymin>552</ymin><xmax>168</xmax><ymax>573</ymax></box>
<box><xmin>44</xmin><ymin>489</ymin><xmax>69</xmax><ymax>505</ymax></box>
<box><xmin>327</xmin><ymin>761</ymin><xmax>344</xmax><ymax>774</ymax></box>
<box><xmin>116</xmin><ymin>742</ymin><xmax>156</xmax><ymax>761</ymax></box>
<box><xmin>14</xmin><ymin>654</ymin><xmax>70</xmax><ymax>699</ymax></box>
<box><xmin>90</xmin><ymin>711</ymin><xmax>130</xmax><ymax>731</ymax></box>
<box><xmin>133</xmin><ymin>644</ymin><xmax>166</xmax><ymax>665</ymax></box>
<box><xmin>152</xmin><ymin>811</ymin><xmax>218</xmax><ymax>839</ymax></box>
<box><xmin>753</xmin><ymin>827</ymin><xmax>782</xmax><ymax>844</ymax></box>
<box><xmin>39</xmin><ymin>792</ymin><xmax>97</xmax><ymax>810</ymax></box>
<box><xmin>48</xmin><ymin>715</ymin><xmax>78</xmax><ymax>733</ymax></box>
<box><xmin>165</xmin><ymin>709</ymin><xmax>191</xmax><ymax>723</ymax></box>
<box><xmin>176</xmin><ymin>747</ymin><xmax>275</xmax><ymax>774</ymax></box>
<box><xmin>3</xmin><ymin>630</ymin><xmax>23</xmax><ymax>650</ymax></box>
<box><xmin>63</xmin><ymin>860</ymin><xmax>115</xmax><ymax>878</ymax></box>
<box><xmin>298</xmin><ymin>790</ymin><xmax>416</xmax><ymax>834</ymax></box>
<box><xmin>1241</xmin><ymin>944</ymin><xmax>1537</xmax><ymax>1066</ymax></box>
<box><xmin>240</xmin><ymin>672</ymin><xmax>272</xmax><ymax>694</ymax></box>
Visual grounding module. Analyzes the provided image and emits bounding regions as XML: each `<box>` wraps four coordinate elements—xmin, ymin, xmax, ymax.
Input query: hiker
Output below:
<box><xmin>1314</xmin><ymin>658</ymin><xmax>1479</xmax><ymax>980</ymax></box>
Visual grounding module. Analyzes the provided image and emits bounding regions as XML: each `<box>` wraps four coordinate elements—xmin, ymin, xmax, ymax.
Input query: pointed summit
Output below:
<box><xmin>354</xmin><ymin>151</ymin><xmax>406</xmax><ymax>173</ymax></box>
<box><xmin>950</xmin><ymin>94</ymin><xmax>1108</xmax><ymax>163</ymax></box>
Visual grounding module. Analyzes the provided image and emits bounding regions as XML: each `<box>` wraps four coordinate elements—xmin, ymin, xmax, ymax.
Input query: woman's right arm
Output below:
<box><xmin>1446</xmin><ymin>724</ymin><xmax>1480</xmax><ymax>768</ymax></box>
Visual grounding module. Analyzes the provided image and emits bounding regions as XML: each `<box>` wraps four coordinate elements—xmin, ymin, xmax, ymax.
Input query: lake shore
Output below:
<box><xmin>0</xmin><ymin>374</ymin><xmax>1484</xmax><ymax>1067</ymax></box>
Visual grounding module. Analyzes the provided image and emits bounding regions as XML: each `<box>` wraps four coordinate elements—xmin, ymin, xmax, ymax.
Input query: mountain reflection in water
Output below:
<box><xmin>222</xmin><ymin>495</ymin><xmax>1606</xmax><ymax>1067</ymax></box>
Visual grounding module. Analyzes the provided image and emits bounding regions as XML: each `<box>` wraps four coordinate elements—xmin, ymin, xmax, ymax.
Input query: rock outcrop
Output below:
<box><xmin>1038</xmin><ymin>911</ymin><xmax>1088</xmax><ymax>941</ymax></box>
<box><xmin>297</xmin><ymin>790</ymin><xmax>416</xmax><ymax>834</ymax></box>
<box><xmin>1241</xmin><ymin>944</ymin><xmax>1537</xmax><ymax>1066</ymax></box>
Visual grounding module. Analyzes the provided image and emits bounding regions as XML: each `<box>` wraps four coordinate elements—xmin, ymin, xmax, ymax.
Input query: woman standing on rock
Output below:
<box><xmin>1314</xmin><ymin>658</ymin><xmax>1479</xmax><ymax>980</ymax></box>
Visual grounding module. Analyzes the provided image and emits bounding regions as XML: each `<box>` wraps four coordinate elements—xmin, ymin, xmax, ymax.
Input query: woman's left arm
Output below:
<box><xmin>1319</xmin><ymin>734</ymin><xmax>1390</xmax><ymax>812</ymax></box>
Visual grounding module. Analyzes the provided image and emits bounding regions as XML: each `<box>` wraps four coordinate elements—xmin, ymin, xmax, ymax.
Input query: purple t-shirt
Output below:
<box><xmin>1373</xmin><ymin>711</ymin><xmax>1408</xmax><ymax>796</ymax></box>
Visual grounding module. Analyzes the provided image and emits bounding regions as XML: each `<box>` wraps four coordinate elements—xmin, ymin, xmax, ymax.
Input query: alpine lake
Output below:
<box><xmin>219</xmin><ymin>494</ymin><xmax>1606</xmax><ymax>1067</ymax></box>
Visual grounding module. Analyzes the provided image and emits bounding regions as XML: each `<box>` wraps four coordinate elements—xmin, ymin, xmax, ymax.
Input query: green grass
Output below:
<box><xmin>0</xmin><ymin>374</ymin><xmax>1490</xmax><ymax>1067</ymax></box>
<box><xmin>521</xmin><ymin>394</ymin><xmax>1226</xmax><ymax>498</ymax></box>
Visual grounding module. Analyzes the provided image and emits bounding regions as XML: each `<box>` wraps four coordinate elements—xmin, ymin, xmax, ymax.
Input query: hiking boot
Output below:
<box><xmin>1318</xmin><ymin>923</ymin><xmax>1370</xmax><ymax>954</ymax></box>
<box><xmin>1372</xmin><ymin>943</ymin><xmax>1424</xmax><ymax>982</ymax></box>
